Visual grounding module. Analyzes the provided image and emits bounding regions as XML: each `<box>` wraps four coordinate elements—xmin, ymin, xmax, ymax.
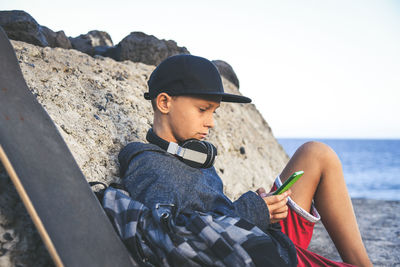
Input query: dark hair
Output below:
<box><xmin>150</xmin><ymin>98</ymin><xmax>157</xmax><ymax>111</ymax></box>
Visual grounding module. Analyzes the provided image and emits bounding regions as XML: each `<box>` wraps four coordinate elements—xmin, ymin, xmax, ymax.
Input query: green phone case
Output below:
<box><xmin>273</xmin><ymin>171</ymin><xmax>304</xmax><ymax>195</ymax></box>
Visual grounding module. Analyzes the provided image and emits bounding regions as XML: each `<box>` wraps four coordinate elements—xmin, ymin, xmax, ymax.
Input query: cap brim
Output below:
<box><xmin>178</xmin><ymin>92</ymin><xmax>252</xmax><ymax>103</ymax></box>
<box><xmin>220</xmin><ymin>93</ymin><xmax>252</xmax><ymax>103</ymax></box>
<box><xmin>144</xmin><ymin>91</ymin><xmax>251</xmax><ymax>103</ymax></box>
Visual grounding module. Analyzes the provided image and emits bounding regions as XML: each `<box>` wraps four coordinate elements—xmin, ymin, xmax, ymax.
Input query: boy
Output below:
<box><xmin>119</xmin><ymin>54</ymin><xmax>372</xmax><ymax>266</ymax></box>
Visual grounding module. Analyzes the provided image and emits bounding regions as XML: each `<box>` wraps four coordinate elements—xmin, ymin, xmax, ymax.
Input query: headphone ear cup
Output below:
<box><xmin>180</xmin><ymin>139</ymin><xmax>217</xmax><ymax>169</ymax></box>
<box><xmin>181</xmin><ymin>139</ymin><xmax>209</xmax><ymax>168</ymax></box>
<box><xmin>181</xmin><ymin>140</ymin><xmax>217</xmax><ymax>169</ymax></box>
<box><xmin>202</xmin><ymin>141</ymin><xmax>217</xmax><ymax>168</ymax></box>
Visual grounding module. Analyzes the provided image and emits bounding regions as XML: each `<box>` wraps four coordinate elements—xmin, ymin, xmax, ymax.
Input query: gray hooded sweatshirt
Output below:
<box><xmin>119</xmin><ymin>142</ymin><xmax>274</xmax><ymax>232</ymax></box>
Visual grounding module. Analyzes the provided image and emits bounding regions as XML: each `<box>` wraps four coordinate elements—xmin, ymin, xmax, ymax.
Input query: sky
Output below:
<box><xmin>1</xmin><ymin>0</ymin><xmax>400</xmax><ymax>139</ymax></box>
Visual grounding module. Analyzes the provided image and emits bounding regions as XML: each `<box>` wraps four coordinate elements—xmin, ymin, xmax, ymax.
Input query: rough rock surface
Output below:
<box><xmin>0</xmin><ymin>10</ymin><xmax>71</xmax><ymax>50</ymax></box>
<box><xmin>0</xmin><ymin>40</ymin><xmax>287</xmax><ymax>266</ymax></box>
<box><xmin>212</xmin><ymin>60</ymin><xmax>240</xmax><ymax>88</ymax></box>
<box><xmin>0</xmin><ymin>10</ymin><xmax>49</xmax><ymax>47</ymax></box>
<box><xmin>41</xmin><ymin>26</ymin><xmax>72</xmax><ymax>49</ymax></box>
<box><xmin>0</xmin><ymin>164</ymin><xmax>52</xmax><ymax>267</ymax></box>
<box><xmin>69</xmin><ymin>30</ymin><xmax>113</xmax><ymax>56</ymax></box>
<box><xmin>113</xmin><ymin>31</ymin><xmax>190</xmax><ymax>65</ymax></box>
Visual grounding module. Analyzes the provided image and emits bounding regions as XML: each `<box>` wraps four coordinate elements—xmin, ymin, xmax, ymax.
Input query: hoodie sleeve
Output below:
<box><xmin>233</xmin><ymin>191</ymin><xmax>271</xmax><ymax>232</ymax></box>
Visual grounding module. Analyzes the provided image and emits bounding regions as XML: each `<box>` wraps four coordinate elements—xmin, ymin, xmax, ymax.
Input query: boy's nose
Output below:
<box><xmin>205</xmin><ymin>114</ymin><xmax>215</xmax><ymax>128</ymax></box>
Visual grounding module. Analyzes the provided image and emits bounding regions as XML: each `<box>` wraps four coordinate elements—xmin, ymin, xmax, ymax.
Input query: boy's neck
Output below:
<box><xmin>152</xmin><ymin>123</ymin><xmax>177</xmax><ymax>144</ymax></box>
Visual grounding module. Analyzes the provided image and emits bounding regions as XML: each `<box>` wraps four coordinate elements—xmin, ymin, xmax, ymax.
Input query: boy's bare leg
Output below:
<box><xmin>279</xmin><ymin>141</ymin><xmax>372</xmax><ymax>267</ymax></box>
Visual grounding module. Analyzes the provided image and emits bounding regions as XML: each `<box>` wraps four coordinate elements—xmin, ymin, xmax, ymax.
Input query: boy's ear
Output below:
<box><xmin>155</xmin><ymin>92</ymin><xmax>172</xmax><ymax>114</ymax></box>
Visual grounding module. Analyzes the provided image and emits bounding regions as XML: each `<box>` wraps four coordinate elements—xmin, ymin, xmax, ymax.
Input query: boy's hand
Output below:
<box><xmin>256</xmin><ymin>187</ymin><xmax>291</xmax><ymax>224</ymax></box>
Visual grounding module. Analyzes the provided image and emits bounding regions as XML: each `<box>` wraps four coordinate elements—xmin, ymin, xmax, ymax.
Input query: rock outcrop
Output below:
<box><xmin>0</xmin><ymin>10</ymin><xmax>72</xmax><ymax>49</ymax></box>
<box><xmin>41</xmin><ymin>26</ymin><xmax>72</xmax><ymax>49</ymax></box>
<box><xmin>0</xmin><ymin>11</ymin><xmax>239</xmax><ymax>88</ymax></box>
<box><xmin>0</xmin><ymin>40</ymin><xmax>287</xmax><ymax>266</ymax></box>
<box><xmin>0</xmin><ymin>10</ymin><xmax>49</xmax><ymax>47</ymax></box>
<box><xmin>112</xmin><ymin>31</ymin><xmax>190</xmax><ymax>65</ymax></box>
<box><xmin>69</xmin><ymin>30</ymin><xmax>113</xmax><ymax>56</ymax></box>
<box><xmin>212</xmin><ymin>60</ymin><xmax>240</xmax><ymax>88</ymax></box>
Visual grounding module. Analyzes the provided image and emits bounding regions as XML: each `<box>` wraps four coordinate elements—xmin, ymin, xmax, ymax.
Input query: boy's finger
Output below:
<box><xmin>266</xmin><ymin>198</ymin><xmax>288</xmax><ymax>211</ymax></box>
<box><xmin>264</xmin><ymin>192</ymin><xmax>289</xmax><ymax>204</ymax></box>
<box><xmin>271</xmin><ymin>210</ymin><xmax>289</xmax><ymax>221</ymax></box>
<box><xmin>271</xmin><ymin>205</ymin><xmax>288</xmax><ymax>215</ymax></box>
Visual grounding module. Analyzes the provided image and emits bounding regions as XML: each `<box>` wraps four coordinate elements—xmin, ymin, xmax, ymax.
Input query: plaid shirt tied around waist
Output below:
<box><xmin>102</xmin><ymin>187</ymin><xmax>296</xmax><ymax>267</ymax></box>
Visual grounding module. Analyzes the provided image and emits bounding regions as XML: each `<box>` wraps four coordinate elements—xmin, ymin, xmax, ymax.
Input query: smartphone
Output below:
<box><xmin>273</xmin><ymin>171</ymin><xmax>304</xmax><ymax>195</ymax></box>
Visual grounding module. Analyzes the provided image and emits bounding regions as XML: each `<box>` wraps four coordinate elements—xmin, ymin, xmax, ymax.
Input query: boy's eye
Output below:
<box><xmin>199</xmin><ymin>108</ymin><xmax>206</xmax><ymax>112</ymax></box>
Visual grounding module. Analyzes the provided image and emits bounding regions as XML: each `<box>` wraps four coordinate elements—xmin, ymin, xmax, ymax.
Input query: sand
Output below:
<box><xmin>309</xmin><ymin>198</ymin><xmax>400</xmax><ymax>266</ymax></box>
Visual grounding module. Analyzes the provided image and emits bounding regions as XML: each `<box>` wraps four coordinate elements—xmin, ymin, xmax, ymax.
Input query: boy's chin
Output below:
<box><xmin>198</xmin><ymin>134</ymin><xmax>207</xmax><ymax>140</ymax></box>
<box><xmin>177</xmin><ymin>133</ymin><xmax>207</xmax><ymax>142</ymax></box>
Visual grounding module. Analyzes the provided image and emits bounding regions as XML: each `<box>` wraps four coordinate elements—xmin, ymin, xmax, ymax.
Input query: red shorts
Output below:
<box><xmin>270</xmin><ymin>182</ymin><xmax>355</xmax><ymax>267</ymax></box>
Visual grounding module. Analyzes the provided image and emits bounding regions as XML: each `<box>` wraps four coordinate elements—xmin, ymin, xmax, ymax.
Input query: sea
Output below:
<box><xmin>277</xmin><ymin>138</ymin><xmax>400</xmax><ymax>201</ymax></box>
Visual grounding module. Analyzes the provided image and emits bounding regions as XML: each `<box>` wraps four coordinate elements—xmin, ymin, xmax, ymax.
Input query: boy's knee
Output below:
<box><xmin>297</xmin><ymin>141</ymin><xmax>339</xmax><ymax>164</ymax></box>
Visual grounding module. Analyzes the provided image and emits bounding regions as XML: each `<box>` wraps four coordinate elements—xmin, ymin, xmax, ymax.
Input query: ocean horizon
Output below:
<box><xmin>277</xmin><ymin>138</ymin><xmax>400</xmax><ymax>201</ymax></box>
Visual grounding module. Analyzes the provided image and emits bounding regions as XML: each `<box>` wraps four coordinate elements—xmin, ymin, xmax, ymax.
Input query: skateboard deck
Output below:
<box><xmin>0</xmin><ymin>27</ymin><xmax>138</xmax><ymax>267</ymax></box>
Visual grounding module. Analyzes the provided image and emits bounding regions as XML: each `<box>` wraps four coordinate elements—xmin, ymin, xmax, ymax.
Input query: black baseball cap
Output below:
<box><xmin>144</xmin><ymin>54</ymin><xmax>252</xmax><ymax>103</ymax></box>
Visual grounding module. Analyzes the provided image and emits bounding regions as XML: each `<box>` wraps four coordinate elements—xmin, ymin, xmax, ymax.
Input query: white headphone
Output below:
<box><xmin>146</xmin><ymin>128</ymin><xmax>217</xmax><ymax>169</ymax></box>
